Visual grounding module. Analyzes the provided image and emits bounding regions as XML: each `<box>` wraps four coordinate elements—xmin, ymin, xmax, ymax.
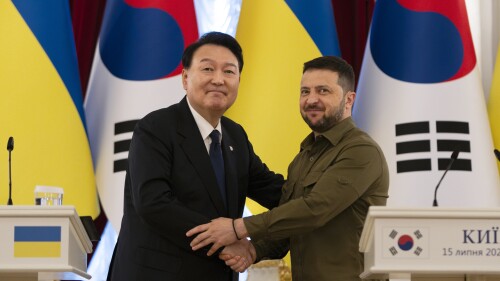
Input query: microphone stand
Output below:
<box><xmin>433</xmin><ymin>164</ymin><xmax>452</xmax><ymax>207</ymax></box>
<box><xmin>7</xmin><ymin>148</ymin><xmax>12</xmax><ymax>205</ymax></box>
<box><xmin>433</xmin><ymin>151</ymin><xmax>459</xmax><ymax>207</ymax></box>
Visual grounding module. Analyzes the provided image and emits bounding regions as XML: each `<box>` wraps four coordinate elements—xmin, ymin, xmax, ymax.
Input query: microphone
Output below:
<box><xmin>7</xmin><ymin>137</ymin><xmax>14</xmax><ymax>205</ymax></box>
<box><xmin>433</xmin><ymin>150</ymin><xmax>459</xmax><ymax>207</ymax></box>
<box><xmin>495</xmin><ymin>149</ymin><xmax>500</xmax><ymax>162</ymax></box>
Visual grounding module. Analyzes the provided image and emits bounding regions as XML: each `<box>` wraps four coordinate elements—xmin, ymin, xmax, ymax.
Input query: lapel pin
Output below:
<box><xmin>229</xmin><ymin>146</ymin><xmax>233</xmax><ymax>151</ymax></box>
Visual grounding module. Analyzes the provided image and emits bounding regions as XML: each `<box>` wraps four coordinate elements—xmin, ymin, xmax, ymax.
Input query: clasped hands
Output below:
<box><xmin>187</xmin><ymin>218</ymin><xmax>255</xmax><ymax>272</ymax></box>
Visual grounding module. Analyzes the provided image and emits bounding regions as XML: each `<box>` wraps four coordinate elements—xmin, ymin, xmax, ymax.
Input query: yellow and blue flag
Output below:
<box><xmin>14</xmin><ymin>226</ymin><xmax>61</xmax><ymax>258</ymax></box>
<box><xmin>489</xmin><ymin>46</ymin><xmax>500</xmax><ymax>172</ymax></box>
<box><xmin>0</xmin><ymin>1</ymin><xmax>98</xmax><ymax>217</ymax></box>
<box><xmin>227</xmin><ymin>0</ymin><xmax>340</xmax><ymax>214</ymax></box>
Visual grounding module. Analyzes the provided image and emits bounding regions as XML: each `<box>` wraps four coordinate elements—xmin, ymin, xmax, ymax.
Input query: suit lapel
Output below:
<box><xmin>176</xmin><ymin>98</ymin><xmax>227</xmax><ymax>216</ymax></box>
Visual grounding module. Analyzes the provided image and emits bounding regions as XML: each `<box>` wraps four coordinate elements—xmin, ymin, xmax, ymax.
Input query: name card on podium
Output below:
<box><xmin>0</xmin><ymin>206</ymin><xmax>93</xmax><ymax>281</ymax></box>
<box><xmin>359</xmin><ymin>207</ymin><xmax>500</xmax><ymax>280</ymax></box>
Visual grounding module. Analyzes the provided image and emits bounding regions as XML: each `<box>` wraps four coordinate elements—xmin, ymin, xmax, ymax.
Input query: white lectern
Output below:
<box><xmin>0</xmin><ymin>206</ymin><xmax>93</xmax><ymax>281</ymax></box>
<box><xmin>359</xmin><ymin>207</ymin><xmax>500</xmax><ymax>281</ymax></box>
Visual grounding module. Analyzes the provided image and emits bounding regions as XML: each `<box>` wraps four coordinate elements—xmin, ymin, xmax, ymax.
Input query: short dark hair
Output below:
<box><xmin>303</xmin><ymin>56</ymin><xmax>355</xmax><ymax>93</ymax></box>
<box><xmin>182</xmin><ymin>31</ymin><xmax>244</xmax><ymax>73</ymax></box>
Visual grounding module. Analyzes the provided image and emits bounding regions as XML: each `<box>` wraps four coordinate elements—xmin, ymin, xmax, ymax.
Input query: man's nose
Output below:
<box><xmin>306</xmin><ymin>92</ymin><xmax>320</xmax><ymax>104</ymax></box>
<box><xmin>211</xmin><ymin>71</ymin><xmax>224</xmax><ymax>85</ymax></box>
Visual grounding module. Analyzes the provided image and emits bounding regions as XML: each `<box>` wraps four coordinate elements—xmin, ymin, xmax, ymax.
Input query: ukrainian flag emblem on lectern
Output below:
<box><xmin>14</xmin><ymin>226</ymin><xmax>61</xmax><ymax>258</ymax></box>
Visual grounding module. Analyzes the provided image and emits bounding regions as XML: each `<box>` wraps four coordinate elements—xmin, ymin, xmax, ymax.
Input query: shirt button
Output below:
<box><xmin>309</xmin><ymin>157</ymin><xmax>314</xmax><ymax>161</ymax></box>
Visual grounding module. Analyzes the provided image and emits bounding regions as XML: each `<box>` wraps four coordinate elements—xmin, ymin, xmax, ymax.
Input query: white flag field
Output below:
<box><xmin>353</xmin><ymin>0</ymin><xmax>500</xmax><ymax>207</ymax></box>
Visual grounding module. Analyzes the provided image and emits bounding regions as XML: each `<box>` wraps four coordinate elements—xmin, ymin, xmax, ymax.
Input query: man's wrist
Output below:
<box><xmin>235</xmin><ymin>218</ymin><xmax>249</xmax><ymax>239</ymax></box>
<box><xmin>232</xmin><ymin>219</ymin><xmax>241</xmax><ymax>240</ymax></box>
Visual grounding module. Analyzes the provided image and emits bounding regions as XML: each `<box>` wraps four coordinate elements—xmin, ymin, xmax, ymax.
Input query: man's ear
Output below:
<box><xmin>346</xmin><ymin>91</ymin><xmax>356</xmax><ymax>109</ymax></box>
<box><xmin>182</xmin><ymin>69</ymin><xmax>188</xmax><ymax>90</ymax></box>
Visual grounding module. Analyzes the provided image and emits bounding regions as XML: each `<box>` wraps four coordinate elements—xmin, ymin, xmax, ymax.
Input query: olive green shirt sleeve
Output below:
<box><xmin>244</xmin><ymin>143</ymin><xmax>386</xmax><ymax>241</ymax></box>
<box><xmin>251</xmin><ymin>238</ymin><xmax>289</xmax><ymax>262</ymax></box>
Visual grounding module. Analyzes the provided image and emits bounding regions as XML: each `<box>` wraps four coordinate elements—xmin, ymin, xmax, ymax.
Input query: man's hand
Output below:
<box><xmin>186</xmin><ymin>217</ymin><xmax>236</xmax><ymax>256</ymax></box>
<box><xmin>219</xmin><ymin>239</ymin><xmax>256</xmax><ymax>273</ymax></box>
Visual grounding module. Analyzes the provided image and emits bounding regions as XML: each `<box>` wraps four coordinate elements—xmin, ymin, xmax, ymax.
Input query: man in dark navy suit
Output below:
<box><xmin>107</xmin><ymin>32</ymin><xmax>284</xmax><ymax>281</ymax></box>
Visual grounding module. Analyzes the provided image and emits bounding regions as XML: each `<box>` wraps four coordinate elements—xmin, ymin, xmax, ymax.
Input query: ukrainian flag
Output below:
<box><xmin>489</xmin><ymin>46</ymin><xmax>500</xmax><ymax>172</ymax></box>
<box><xmin>14</xmin><ymin>226</ymin><xmax>61</xmax><ymax>258</ymax></box>
<box><xmin>0</xmin><ymin>1</ymin><xmax>98</xmax><ymax>217</ymax></box>
<box><xmin>227</xmin><ymin>0</ymin><xmax>340</xmax><ymax>214</ymax></box>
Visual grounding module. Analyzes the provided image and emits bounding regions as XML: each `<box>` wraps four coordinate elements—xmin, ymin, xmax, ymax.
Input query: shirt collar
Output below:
<box><xmin>301</xmin><ymin>117</ymin><xmax>355</xmax><ymax>149</ymax></box>
<box><xmin>187</xmin><ymin>98</ymin><xmax>222</xmax><ymax>141</ymax></box>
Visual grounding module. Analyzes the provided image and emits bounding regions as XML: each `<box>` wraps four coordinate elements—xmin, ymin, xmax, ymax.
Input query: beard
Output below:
<box><xmin>301</xmin><ymin>97</ymin><xmax>346</xmax><ymax>133</ymax></box>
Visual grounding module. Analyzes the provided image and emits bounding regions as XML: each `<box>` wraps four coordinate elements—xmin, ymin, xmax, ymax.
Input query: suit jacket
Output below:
<box><xmin>107</xmin><ymin>97</ymin><xmax>284</xmax><ymax>281</ymax></box>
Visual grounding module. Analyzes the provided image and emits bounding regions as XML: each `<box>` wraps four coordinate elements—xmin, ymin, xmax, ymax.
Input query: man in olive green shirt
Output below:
<box><xmin>187</xmin><ymin>56</ymin><xmax>390</xmax><ymax>281</ymax></box>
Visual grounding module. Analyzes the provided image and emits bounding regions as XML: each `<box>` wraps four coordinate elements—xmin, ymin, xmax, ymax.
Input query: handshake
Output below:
<box><xmin>187</xmin><ymin>217</ymin><xmax>255</xmax><ymax>272</ymax></box>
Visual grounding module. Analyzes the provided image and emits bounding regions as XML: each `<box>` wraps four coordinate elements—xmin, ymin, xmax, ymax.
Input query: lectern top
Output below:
<box><xmin>0</xmin><ymin>205</ymin><xmax>93</xmax><ymax>253</ymax></box>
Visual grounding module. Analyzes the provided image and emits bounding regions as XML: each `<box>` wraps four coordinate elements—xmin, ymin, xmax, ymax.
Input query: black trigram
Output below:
<box><xmin>395</xmin><ymin>121</ymin><xmax>472</xmax><ymax>173</ymax></box>
<box><xmin>414</xmin><ymin>246</ymin><xmax>423</xmax><ymax>256</ymax></box>
<box><xmin>114</xmin><ymin>120</ymin><xmax>138</xmax><ymax>173</ymax></box>
<box><xmin>389</xmin><ymin>246</ymin><xmax>398</xmax><ymax>256</ymax></box>
<box><xmin>414</xmin><ymin>230</ymin><xmax>423</xmax><ymax>239</ymax></box>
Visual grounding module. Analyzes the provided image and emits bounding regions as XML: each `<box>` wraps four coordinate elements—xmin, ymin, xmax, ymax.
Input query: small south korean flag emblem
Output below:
<box><xmin>383</xmin><ymin>228</ymin><xmax>429</xmax><ymax>258</ymax></box>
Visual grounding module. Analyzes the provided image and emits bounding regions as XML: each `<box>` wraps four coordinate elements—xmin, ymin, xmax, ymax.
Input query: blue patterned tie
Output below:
<box><xmin>209</xmin><ymin>130</ymin><xmax>226</xmax><ymax>205</ymax></box>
